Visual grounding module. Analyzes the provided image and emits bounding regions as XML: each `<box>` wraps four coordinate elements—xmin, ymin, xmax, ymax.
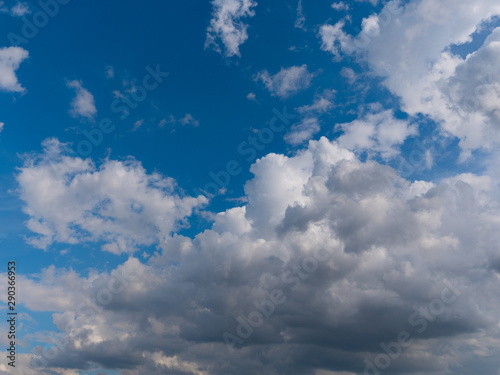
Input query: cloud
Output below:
<box><xmin>255</xmin><ymin>65</ymin><xmax>316</xmax><ymax>98</ymax></box>
<box><xmin>10</xmin><ymin>1</ymin><xmax>30</xmax><ymax>16</ymax></box>
<box><xmin>0</xmin><ymin>122</ymin><xmax>3</xmax><ymax>133</ymax></box>
<box><xmin>16</xmin><ymin>138</ymin><xmax>208</xmax><ymax>253</ymax></box>
<box><xmin>205</xmin><ymin>0</ymin><xmax>257</xmax><ymax>57</ymax></box>
<box><xmin>66</xmin><ymin>80</ymin><xmax>97</xmax><ymax>120</ymax></box>
<box><xmin>284</xmin><ymin>117</ymin><xmax>321</xmax><ymax>145</ymax></box>
<box><xmin>0</xmin><ymin>46</ymin><xmax>29</xmax><ymax>92</ymax></box>
<box><xmin>331</xmin><ymin>2</ymin><xmax>349</xmax><ymax>11</ymax></box>
<box><xmin>105</xmin><ymin>65</ymin><xmax>114</xmax><ymax>79</ymax></box>
<box><xmin>159</xmin><ymin>114</ymin><xmax>200</xmax><ymax>128</ymax></box>
<box><xmin>336</xmin><ymin>110</ymin><xmax>418</xmax><ymax>159</ymax></box>
<box><xmin>15</xmin><ymin>137</ymin><xmax>500</xmax><ymax>375</ymax></box>
<box><xmin>319</xmin><ymin>0</ymin><xmax>500</xmax><ymax>156</ymax></box>
<box><xmin>246</xmin><ymin>92</ymin><xmax>256</xmax><ymax>101</ymax></box>
<box><xmin>179</xmin><ymin>114</ymin><xmax>200</xmax><ymax>127</ymax></box>
<box><xmin>295</xmin><ymin>0</ymin><xmax>306</xmax><ymax>29</ymax></box>
<box><xmin>285</xmin><ymin>90</ymin><xmax>335</xmax><ymax>145</ymax></box>
<box><xmin>132</xmin><ymin>119</ymin><xmax>144</xmax><ymax>131</ymax></box>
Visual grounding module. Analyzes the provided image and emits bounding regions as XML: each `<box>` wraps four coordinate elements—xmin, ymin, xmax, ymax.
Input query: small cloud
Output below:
<box><xmin>105</xmin><ymin>65</ymin><xmax>114</xmax><ymax>79</ymax></box>
<box><xmin>297</xmin><ymin>90</ymin><xmax>335</xmax><ymax>114</ymax></box>
<box><xmin>246</xmin><ymin>92</ymin><xmax>256</xmax><ymax>101</ymax></box>
<box><xmin>10</xmin><ymin>2</ymin><xmax>30</xmax><ymax>16</ymax></box>
<box><xmin>295</xmin><ymin>0</ymin><xmax>306</xmax><ymax>30</ymax></box>
<box><xmin>0</xmin><ymin>122</ymin><xmax>4</xmax><ymax>133</ymax></box>
<box><xmin>341</xmin><ymin>67</ymin><xmax>357</xmax><ymax>84</ymax></box>
<box><xmin>331</xmin><ymin>2</ymin><xmax>349</xmax><ymax>11</ymax></box>
<box><xmin>0</xmin><ymin>46</ymin><xmax>29</xmax><ymax>93</ymax></box>
<box><xmin>159</xmin><ymin>114</ymin><xmax>200</xmax><ymax>129</ymax></box>
<box><xmin>284</xmin><ymin>117</ymin><xmax>320</xmax><ymax>145</ymax></box>
<box><xmin>66</xmin><ymin>80</ymin><xmax>97</xmax><ymax>121</ymax></box>
<box><xmin>255</xmin><ymin>64</ymin><xmax>316</xmax><ymax>98</ymax></box>
<box><xmin>180</xmin><ymin>114</ymin><xmax>200</xmax><ymax>127</ymax></box>
<box><xmin>132</xmin><ymin>119</ymin><xmax>144</xmax><ymax>131</ymax></box>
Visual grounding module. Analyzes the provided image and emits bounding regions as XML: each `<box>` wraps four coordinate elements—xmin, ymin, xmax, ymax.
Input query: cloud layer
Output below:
<box><xmin>12</xmin><ymin>137</ymin><xmax>500</xmax><ymax>375</ymax></box>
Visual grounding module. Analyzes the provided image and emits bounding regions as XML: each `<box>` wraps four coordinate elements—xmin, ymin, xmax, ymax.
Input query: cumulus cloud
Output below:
<box><xmin>16</xmin><ymin>138</ymin><xmax>207</xmax><ymax>253</ymax></box>
<box><xmin>0</xmin><ymin>122</ymin><xmax>4</xmax><ymax>134</ymax></box>
<box><xmin>255</xmin><ymin>65</ymin><xmax>316</xmax><ymax>98</ymax></box>
<box><xmin>336</xmin><ymin>110</ymin><xmax>418</xmax><ymax>159</ymax></box>
<box><xmin>318</xmin><ymin>0</ymin><xmax>500</xmax><ymax>156</ymax></box>
<box><xmin>0</xmin><ymin>46</ymin><xmax>28</xmax><ymax>92</ymax></box>
<box><xmin>205</xmin><ymin>0</ymin><xmax>257</xmax><ymax>57</ymax></box>
<box><xmin>66</xmin><ymin>80</ymin><xmax>97</xmax><ymax>120</ymax></box>
<box><xmin>13</xmin><ymin>137</ymin><xmax>500</xmax><ymax>374</ymax></box>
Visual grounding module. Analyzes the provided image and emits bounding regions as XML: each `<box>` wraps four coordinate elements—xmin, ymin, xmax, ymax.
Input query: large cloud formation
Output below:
<box><xmin>9</xmin><ymin>137</ymin><xmax>500</xmax><ymax>375</ymax></box>
<box><xmin>319</xmin><ymin>0</ymin><xmax>500</xmax><ymax>158</ymax></box>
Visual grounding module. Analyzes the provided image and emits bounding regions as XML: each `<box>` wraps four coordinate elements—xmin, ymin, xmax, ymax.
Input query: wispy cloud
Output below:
<box><xmin>205</xmin><ymin>0</ymin><xmax>257</xmax><ymax>57</ymax></box>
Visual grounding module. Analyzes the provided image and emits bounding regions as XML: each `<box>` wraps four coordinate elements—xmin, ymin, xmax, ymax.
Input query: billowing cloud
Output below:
<box><xmin>66</xmin><ymin>80</ymin><xmax>97</xmax><ymax>120</ymax></box>
<box><xmin>13</xmin><ymin>137</ymin><xmax>500</xmax><ymax>375</ymax></box>
<box><xmin>16</xmin><ymin>138</ymin><xmax>207</xmax><ymax>253</ymax></box>
<box><xmin>205</xmin><ymin>0</ymin><xmax>257</xmax><ymax>57</ymax></box>
<box><xmin>0</xmin><ymin>46</ymin><xmax>28</xmax><ymax>92</ymax></box>
<box><xmin>255</xmin><ymin>65</ymin><xmax>316</xmax><ymax>98</ymax></box>
<box><xmin>318</xmin><ymin>0</ymin><xmax>500</xmax><ymax>157</ymax></box>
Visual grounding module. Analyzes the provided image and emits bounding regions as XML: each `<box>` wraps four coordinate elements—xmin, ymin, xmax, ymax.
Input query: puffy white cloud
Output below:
<box><xmin>205</xmin><ymin>0</ymin><xmax>257</xmax><ymax>57</ymax></box>
<box><xmin>16</xmin><ymin>137</ymin><xmax>500</xmax><ymax>375</ymax></box>
<box><xmin>336</xmin><ymin>110</ymin><xmax>418</xmax><ymax>159</ymax></box>
<box><xmin>319</xmin><ymin>0</ymin><xmax>500</xmax><ymax>156</ymax></box>
<box><xmin>16</xmin><ymin>138</ymin><xmax>207</xmax><ymax>253</ymax></box>
<box><xmin>0</xmin><ymin>46</ymin><xmax>28</xmax><ymax>92</ymax></box>
<box><xmin>0</xmin><ymin>122</ymin><xmax>3</xmax><ymax>133</ymax></box>
<box><xmin>66</xmin><ymin>80</ymin><xmax>97</xmax><ymax>120</ymax></box>
<box><xmin>255</xmin><ymin>65</ymin><xmax>316</xmax><ymax>98</ymax></box>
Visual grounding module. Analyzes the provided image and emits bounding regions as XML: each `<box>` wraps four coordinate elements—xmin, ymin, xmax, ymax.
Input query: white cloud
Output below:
<box><xmin>284</xmin><ymin>117</ymin><xmax>321</xmax><ymax>145</ymax></box>
<box><xmin>205</xmin><ymin>0</ymin><xmax>257</xmax><ymax>57</ymax></box>
<box><xmin>246</xmin><ymin>92</ymin><xmax>256</xmax><ymax>101</ymax></box>
<box><xmin>66</xmin><ymin>80</ymin><xmax>97</xmax><ymax>120</ymax></box>
<box><xmin>336</xmin><ymin>110</ymin><xmax>418</xmax><ymax>159</ymax></box>
<box><xmin>284</xmin><ymin>90</ymin><xmax>335</xmax><ymax>145</ymax></box>
<box><xmin>159</xmin><ymin>113</ymin><xmax>200</xmax><ymax>128</ymax></box>
<box><xmin>0</xmin><ymin>46</ymin><xmax>28</xmax><ymax>92</ymax></box>
<box><xmin>331</xmin><ymin>2</ymin><xmax>349</xmax><ymax>11</ymax></box>
<box><xmin>10</xmin><ymin>1</ymin><xmax>30</xmax><ymax>16</ymax></box>
<box><xmin>132</xmin><ymin>119</ymin><xmax>144</xmax><ymax>131</ymax></box>
<box><xmin>16</xmin><ymin>137</ymin><xmax>500</xmax><ymax>374</ymax></box>
<box><xmin>340</xmin><ymin>67</ymin><xmax>357</xmax><ymax>84</ymax></box>
<box><xmin>0</xmin><ymin>122</ymin><xmax>3</xmax><ymax>134</ymax></box>
<box><xmin>297</xmin><ymin>90</ymin><xmax>335</xmax><ymax>114</ymax></box>
<box><xmin>179</xmin><ymin>113</ymin><xmax>200</xmax><ymax>127</ymax></box>
<box><xmin>320</xmin><ymin>0</ymin><xmax>500</xmax><ymax>156</ymax></box>
<box><xmin>255</xmin><ymin>64</ymin><xmax>316</xmax><ymax>98</ymax></box>
<box><xmin>16</xmin><ymin>138</ymin><xmax>207</xmax><ymax>253</ymax></box>
<box><xmin>319</xmin><ymin>21</ymin><xmax>355</xmax><ymax>61</ymax></box>
<box><xmin>295</xmin><ymin>0</ymin><xmax>306</xmax><ymax>29</ymax></box>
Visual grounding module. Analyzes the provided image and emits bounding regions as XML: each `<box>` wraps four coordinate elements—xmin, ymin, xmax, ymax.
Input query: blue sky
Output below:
<box><xmin>1</xmin><ymin>0</ymin><xmax>500</xmax><ymax>374</ymax></box>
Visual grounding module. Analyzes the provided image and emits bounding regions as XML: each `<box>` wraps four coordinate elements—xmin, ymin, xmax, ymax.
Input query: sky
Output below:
<box><xmin>1</xmin><ymin>0</ymin><xmax>500</xmax><ymax>374</ymax></box>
